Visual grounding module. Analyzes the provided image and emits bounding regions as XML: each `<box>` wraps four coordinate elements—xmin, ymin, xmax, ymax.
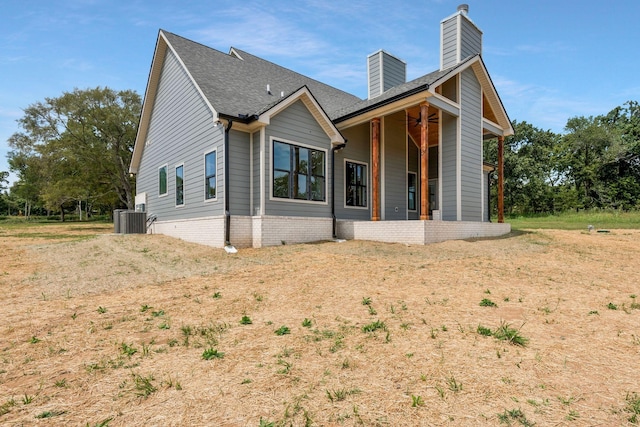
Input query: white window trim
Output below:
<box><xmin>175</xmin><ymin>163</ymin><xmax>185</xmax><ymax>207</ymax></box>
<box><xmin>343</xmin><ymin>158</ymin><xmax>369</xmax><ymax>210</ymax></box>
<box><xmin>268</xmin><ymin>136</ymin><xmax>329</xmax><ymax>205</ymax></box>
<box><xmin>158</xmin><ymin>164</ymin><xmax>168</xmax><ymax>198</ymax></box>
<box><xmin>204</xmin><ymin>149</ymin><xmax>218</xmax><ymax>203</ymax></box>
<box><xmin>407</xmin><ymin>171</ymin><xmax>418</xmax><ymax>212</ymax></box>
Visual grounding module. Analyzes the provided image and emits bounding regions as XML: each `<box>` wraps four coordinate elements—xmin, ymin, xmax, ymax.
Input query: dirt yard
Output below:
<box><xmin>1</xmin><ymin>223</ymin><xmax>639</xmax><ymax>426</ymax></box>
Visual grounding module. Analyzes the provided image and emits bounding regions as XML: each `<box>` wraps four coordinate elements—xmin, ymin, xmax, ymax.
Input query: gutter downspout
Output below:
<box><xmin>224</xmin><ymin>120</ymin><xmax>237</xmax><ymax>253</ymax></box>
<box><xmin>331</xmin><ymin>142</ymin><xmax>347</xmax><ymax>239</ymax></box>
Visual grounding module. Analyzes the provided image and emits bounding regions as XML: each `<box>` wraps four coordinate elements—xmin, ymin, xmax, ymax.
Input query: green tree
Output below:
<box><xmin>561</xmin><ymin>116</ymin><xmax>616</xmax><ymax>209</ymax></box>
<box><xmin>599</xmin><ymin>101</ymin><xmax>640</xmax><ymax>209</ymax></box>
<box><xmin>561</xmin><ymin>103</ymin><xmax>640</xmax><ymax>210</ymax></box>
<box><xmin>485</xmin><ymin>121</ymin><xmax>561</xmax><ymax>215</ymax></box>
<box><xmin>0</xmin><ymin>171</ymin><xmax>8</xmax><ymax>215</ymax></box>
<box><xmin>0</xmin><ymin>171</ymin><xmax>8</xmax><ymax>192</ymax></box>
<box><xmin>7</xmin><ymin>87</ymin><xmax>141</xmax><ymax>218</ymax></box>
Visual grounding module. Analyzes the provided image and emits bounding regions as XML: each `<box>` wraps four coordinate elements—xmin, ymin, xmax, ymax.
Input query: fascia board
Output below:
<box><xmin>335</xmin><ymin>92</ymin><xmax>429</xmax><ymax>130</ymax></box>
<box><xmin>470</xmin><ymin>59</ymin><xmax>514</xmax><ymax>136</ymax></box>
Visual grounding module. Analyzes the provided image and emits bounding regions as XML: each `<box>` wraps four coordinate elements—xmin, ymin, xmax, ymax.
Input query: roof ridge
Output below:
<box><xmin>161</xmin><ymin>30</ymin><xmax>239</xmax><ymax>61</ymax></box>
<box><xmin>228</xmin><ymin>47</ymin><xmax>361</xmax><ymax>101</ymax></box>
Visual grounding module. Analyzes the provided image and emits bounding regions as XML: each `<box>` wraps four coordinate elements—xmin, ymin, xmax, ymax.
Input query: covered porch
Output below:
<box><xmin>337</xmin><ymin>98</ymin><xmax>507</xmax><ymax>224</ymax></box>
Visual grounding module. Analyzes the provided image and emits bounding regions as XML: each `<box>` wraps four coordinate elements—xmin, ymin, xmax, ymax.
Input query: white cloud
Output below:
<box><xmin>491</xmin><ymin>75</ymin><xmax>604</xmax><ymax>132</ymax></box>
<box><xmin>194</xmin><ymin>7</ymin><xmax>327</xmax><ymax>59</ymax></box>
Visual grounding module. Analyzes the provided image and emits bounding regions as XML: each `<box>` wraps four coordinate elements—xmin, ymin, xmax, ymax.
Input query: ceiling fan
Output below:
<box><xmin>407</xmin><ymin>111</ymin><xmax>438</xmax><ymax>127</ymax></box>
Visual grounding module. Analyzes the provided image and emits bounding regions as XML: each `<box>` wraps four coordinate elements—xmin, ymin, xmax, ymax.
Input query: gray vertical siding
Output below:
<box><xmin>441</xmin><ymin>16</ymin><xmax>458</xmax><ymax>69</ymax></box>
<box><xmin>368</xmin><ymin>51</ymin><xmax>405</xmax><ymax>98</ymax></box>
<box><xmin>263</xmin><ymin>100</ymin><xmax>332</xmax><ymax>218</ymax></box>
<box><xmin>229</xmin><ymin>129</ymin><xmax>250</xmax><ymax>216</ymax></box>
<box><xmin>440</xmin><ymin>112</ymin><xmax>458</xmax><ymax>220</ymax></box>
<box><xmin>368</xmin><ymin>54</ymin><xmax>381</xmax><ymax>99</ymax></box>
<box><xmin>441</xmin><ymin>13</ymin><xmax>482</xmax><ymax>69</ymax></box>
<box><xmin>136</xmin><ymin>49</ymin><xmax>224</xmax><ymax>222</ymax></box>
<box><xmin>460</xmin><ymin>68</ymin><xmax>483</xmax><ymax>221</ymax></box>
<box><xmin>460</xmin><ymin>18</ymin><xmax>482</xmax><ymax>59</ymax></box>
<box><xmin>381</xmin><ymin>52</ymin><xmax>406</xmax><ymax>91</ymax></box>
<box><xmin>252</xmin><ymin>131</ymin><xmax>260</xmax><ymax>214</ymax></box>
<box><xmin>335</xmin><ymin>122</ymin><xmax>371</xmax><ymax>220</ymax></box>
<box><xmin>383</xmin><ymin>111</ymin><xmax>407</xmax><ymax>220</ymax></box>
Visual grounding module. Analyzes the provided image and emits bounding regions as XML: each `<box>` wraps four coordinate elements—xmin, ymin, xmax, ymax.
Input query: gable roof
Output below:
<box><xmin>162</xmin><ymin>31</ymin><xmax>362</xmax><ymax>120</ymax></box>
<box><xmin>332</xmin><ymin>55</ymin><xmax>476</xmax><ymax>123</ymax></box>
<box><xmin>131</xmin><ymin>30</ymin><xmax>513</xmax><ymax>173</ymax></box>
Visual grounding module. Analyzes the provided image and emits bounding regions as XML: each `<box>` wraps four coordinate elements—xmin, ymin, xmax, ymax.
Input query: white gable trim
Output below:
<box><xmin>130</xmin><ymin>31</ymin><xmax>220</xmax><ymax>174</ymax></box>
<box><xmin>257</xmin><ymin>86</ymin><xmax>345</xmax><ymax>145</ymax></box>
<box><xmin>430</xmin><ymin>56</ymin><xmax>513</xmax><ymax>136</ymax></box>
<box><xmin>470</xmin><ymin>59</ymin><xmax>513</xmax><ymax>136</ymax></box>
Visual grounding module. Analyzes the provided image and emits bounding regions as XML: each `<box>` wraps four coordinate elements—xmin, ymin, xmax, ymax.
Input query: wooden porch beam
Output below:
<box><xmin>420</xmin><ymin>103</ymin><xmax>430</xmax><ymax>220</ymax></box>
<box><xmin>497</xmin><ymin>135</ymin><xmax>504</xmax><ymax>223</ymax></box>
<box><xmin>371</xmin><ymin>118</ymin><xmax>381</xmax><ymax>221</ymax></box>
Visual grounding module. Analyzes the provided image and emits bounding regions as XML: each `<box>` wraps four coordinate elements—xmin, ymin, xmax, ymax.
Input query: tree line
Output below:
<box><xmin>1</xmin><ymin>87</ymin><xmax>140</xmax><ymax>220</ymax></box>
<box><xmin>1</xmin><ymin>88</ymin><xmax>639</xmax><ymax>219</ymax></box>
<box><xmin>485</xmin><ymin>101</ymin><xmax>640</xmax><ymax>215</ymax></box>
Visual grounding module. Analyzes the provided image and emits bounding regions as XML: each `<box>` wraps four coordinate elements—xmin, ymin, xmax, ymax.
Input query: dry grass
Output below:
<box><xmin>1</xmin><ymin>223</ymin><xmax>639</xmax><ymax>426</ymax></box>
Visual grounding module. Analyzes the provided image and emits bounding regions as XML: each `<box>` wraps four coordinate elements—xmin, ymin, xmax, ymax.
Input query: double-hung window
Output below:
<box><xmin>158</xmin><ymin>165</ymin><xmax>168</xmax><ymax>196</ymax></box>
<box><xmin>204</xmin><ymin>151</ymin><xmax>216</xmax><ymax>200</ymax></box>
<box><xmin>175</xmin><ymin>164</ymin><xmax>184</xmax><ymax>206</ymax></box>
<box><xmin>345</xmin><ymin>161</ymin><xmax>367</xmax><ymax>207</ymax></box>
<box><xmin>273</xmin><ymin>140</ymin><xmax>325</xmax><ymax>202</ymax></box>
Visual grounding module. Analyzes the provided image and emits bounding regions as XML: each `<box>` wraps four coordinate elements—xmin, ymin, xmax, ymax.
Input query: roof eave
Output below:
<box><xmin>333</xmin><ymin>83</ymin><xmax>430</xmax><ymax>124</ymax></box>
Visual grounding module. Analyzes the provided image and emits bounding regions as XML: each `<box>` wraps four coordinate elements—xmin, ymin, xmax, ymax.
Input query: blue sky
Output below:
<box><xmin>2</xmin><ymin>0</ymin><xmax>640</xmax><ymax>185</ymax></box>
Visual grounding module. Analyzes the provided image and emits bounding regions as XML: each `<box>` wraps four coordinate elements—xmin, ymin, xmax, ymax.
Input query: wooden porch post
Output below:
<box><xmin>497</xmin><ymin>135</ymin><xmax>505</xmax><ymax>223</ymax></box>
<box><xmin>371</xmin><ymin>118</ymin><xmax>381</xmax><ymax>221</ymax></box>
<box><xmin>419</xmin><ymin>103</ymin><xmax>430</xmax><ymax>220</ymax></box>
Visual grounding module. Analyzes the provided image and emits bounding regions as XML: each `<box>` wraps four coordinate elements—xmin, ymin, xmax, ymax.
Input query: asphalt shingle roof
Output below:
<box><xmin>162</xmin><ymin>30</ymin><xmax>476</xmax><ymax>124</ymax></box>
<box><xmin>162</xmin><ymin>31</ymin><xmax>362</xmax><ymax>120</ymax></box>
<box><xmin>331</xmin><ymin>55</ymin><xmax>477</xmax><ymax>122</ymax></box>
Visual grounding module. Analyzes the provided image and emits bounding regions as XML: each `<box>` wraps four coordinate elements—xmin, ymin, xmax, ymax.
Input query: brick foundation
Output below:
<box><xmin>337</xmin><ymin>219</ymin><xmax>511</xmax><ymax>245</ymax></box>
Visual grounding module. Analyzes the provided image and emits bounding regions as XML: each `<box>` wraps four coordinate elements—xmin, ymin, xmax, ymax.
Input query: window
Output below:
<box><xmin>158</xmin><ymin>165</ymin><xmax>167</xmax><ymax>196</ymax></box>
<box><xmin>204</xmin><ymin>151</ymin><xmax>216</xmax><ymax>200</ymax></box>
<box><xmin>408</xmin><ymin>172</ymin><xmax>417</xmax><ymax>211</ymax></box>
<box><xmin>273</xmin><ymin>140</ymin><xmax>325</xmax><ymax>202</ymax></box>
<box><xmin>345</xmin><ymin>161</ymin><xmax>367</xmax><ymax>207</ymax></box>
<box><xmin>175</xmin><ymin>165</ymin><xmax>184</xmax><ymax>206</ymax></box>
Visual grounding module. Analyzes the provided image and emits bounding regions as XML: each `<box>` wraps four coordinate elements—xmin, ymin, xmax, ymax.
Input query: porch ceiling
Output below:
<box><xmin>406</xmin><ymin>105</ymin><xmax>439</xmax><ymax>147</ymax></box>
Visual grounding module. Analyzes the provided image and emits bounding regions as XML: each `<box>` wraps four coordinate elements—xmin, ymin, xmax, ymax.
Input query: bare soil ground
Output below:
<box><xmin>1</xmin><ymin>223</ymin><xmax>639</xmax><ymax>426</ymax></box>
